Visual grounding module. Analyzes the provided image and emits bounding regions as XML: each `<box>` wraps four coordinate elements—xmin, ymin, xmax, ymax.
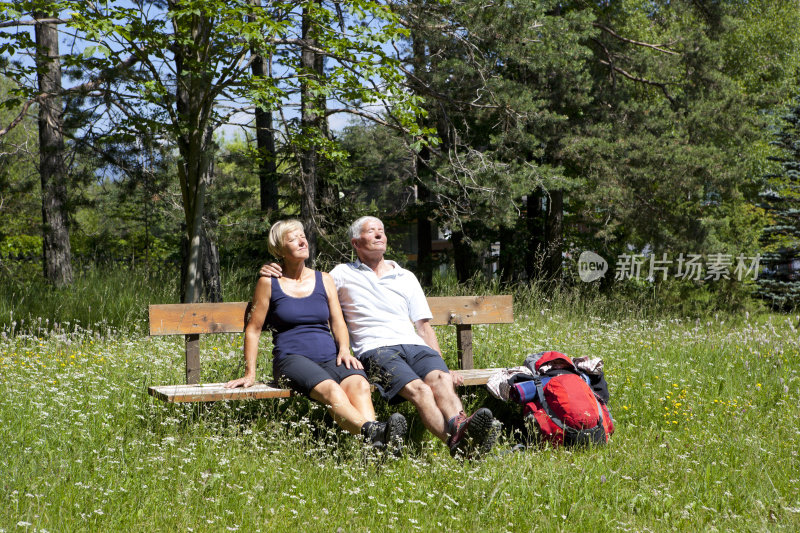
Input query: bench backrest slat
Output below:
<box><xmin>428</xmin><ymin>295</ymin><xmax>513</xmax><ymax>326</ymax></box>
<box><xmin>149</xmin><ymin>302</ymin><xmax>250</xmax><ymax>336</ymax></box>
<box><xmin>149</xmin><ymin>295</ymin><xmax>513</xmax><ymax>336</ymax></box>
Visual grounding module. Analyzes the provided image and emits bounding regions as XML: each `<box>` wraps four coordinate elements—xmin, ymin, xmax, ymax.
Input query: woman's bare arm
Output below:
<box><xmin>225</xmin><ymin>277</ymin><xmax>271</xmax><ymax>388</ymax></box>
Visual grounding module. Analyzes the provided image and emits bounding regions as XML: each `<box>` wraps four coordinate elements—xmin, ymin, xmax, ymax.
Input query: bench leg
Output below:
<box><xmin>456</xmin><ymin>324</ymin><xmax>474</xmax><ymax>370</ymax></box>
<box><xmin>185</xmin><ymin>334</ymin><xmax>201</xmax><ymax>384</ymax></box>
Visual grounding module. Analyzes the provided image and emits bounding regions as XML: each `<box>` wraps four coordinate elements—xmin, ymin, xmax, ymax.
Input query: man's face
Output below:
<box><xmin>353</xmin><ymin>219</ymin><xmax>387</xmax><ymax>258</ymax></box>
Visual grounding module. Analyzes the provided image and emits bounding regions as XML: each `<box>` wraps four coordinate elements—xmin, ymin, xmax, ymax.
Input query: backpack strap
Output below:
<box><xmin>534</xmin><ymin>376</ymin><xmax>566</xmax><ymax>431</ymax></box>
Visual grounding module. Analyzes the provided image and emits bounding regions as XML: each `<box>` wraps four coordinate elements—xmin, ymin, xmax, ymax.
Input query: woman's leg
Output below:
<box><xmin>334</xmin><ymin>374</ymin><xmax>407</xmax><ymax>448</ymax></box>
<box><xmin>339</xmin><ymin>374</ymin><xmax>376</xmax><ymax>422</ymax></box>
<box><xmin>309</xmin><ymin>379</ymin><xmax>366</xmax><ymax>435</ymax></box>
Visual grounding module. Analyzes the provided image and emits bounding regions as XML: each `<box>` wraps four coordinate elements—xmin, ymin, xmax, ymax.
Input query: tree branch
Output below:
<box><xmin>0</xmin><ymin>18</ymin><xmax>71</xmax><ymax>28</ymax></box>
<box><xmin>0</xmin><ymin>54</ymin><xmax>139</xmax><ymax>138</ymax></box>
<box><xmin>593</xmin><ymin>22</ymin><xmax>680</xmax><ymax>55</ymax></box>
<box><xmin>0</xmin><ymin>95</ymin><xmax>42</xmax><ymax>137</ymax></box>
<box><xmin>68</xmin><ymin>54</ymin><xmax>139</xmax><ymax>93</ymax></box>
<box><xmin>325</xmin><ymin>107</ymin><xmax>400</xmax><ymax>130</ymax></box>
<box><xmin>597</xmin><ymin>59</ymin><xmax>676</xmax><ymax>106</ymax></box>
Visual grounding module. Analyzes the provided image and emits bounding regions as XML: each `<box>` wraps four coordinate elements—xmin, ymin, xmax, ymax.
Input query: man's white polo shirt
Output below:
<box><xmin>330</xmin><ymin>259</ymin><xmax>432</xmax><ymax>357</ymax></box>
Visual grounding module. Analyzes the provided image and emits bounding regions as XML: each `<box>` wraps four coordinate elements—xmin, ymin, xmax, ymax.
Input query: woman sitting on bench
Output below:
<box><xmin>225</xmin><ymin>219</ymin><xmax>406</xmax><ymax>448</ymax></box>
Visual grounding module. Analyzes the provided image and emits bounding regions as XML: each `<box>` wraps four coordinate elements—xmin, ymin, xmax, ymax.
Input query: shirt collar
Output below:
<box><xmin>354</xmin><ymin>258</ymin><xmax>400</xmax><ymax>277</ymax></box>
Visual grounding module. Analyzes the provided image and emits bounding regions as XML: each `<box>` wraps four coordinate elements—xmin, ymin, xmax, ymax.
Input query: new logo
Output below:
<box><xmin>578</xmin><ymin>251</ymin><xmax>608</xmax><ymax>282</ymax></box>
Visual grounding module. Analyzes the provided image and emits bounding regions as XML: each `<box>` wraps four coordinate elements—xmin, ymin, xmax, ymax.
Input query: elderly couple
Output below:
<box><xmin>225</xmin><ymin>216</ymin><xmax>497</xmax><ymax>458</ymax></box>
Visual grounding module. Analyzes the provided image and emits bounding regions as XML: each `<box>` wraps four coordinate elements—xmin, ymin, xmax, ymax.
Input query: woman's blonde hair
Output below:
<box><xmin>267</xmin><ymin>219</ymin><xmax>304</xmax><ymax>258</ymax></box>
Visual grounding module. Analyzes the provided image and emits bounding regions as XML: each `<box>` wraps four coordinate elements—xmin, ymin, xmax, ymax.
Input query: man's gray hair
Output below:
<box><xmin>349</xmin><ymin>216</ymin><xmax>383</xmax><ymax>240</ymax></box>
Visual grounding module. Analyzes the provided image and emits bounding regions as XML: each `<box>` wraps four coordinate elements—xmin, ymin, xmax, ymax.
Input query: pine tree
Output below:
<box><xmin>758</xmin><ymin>97</ymin><xmax>800</xmax><ymax>309</ymax></box>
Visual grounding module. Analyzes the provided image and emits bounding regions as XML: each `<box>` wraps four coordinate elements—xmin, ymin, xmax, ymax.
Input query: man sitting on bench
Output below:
<box><xmin>260</xmin><ymin>216</ymin><xmax>498</xmax><ymax>458</ymax></box>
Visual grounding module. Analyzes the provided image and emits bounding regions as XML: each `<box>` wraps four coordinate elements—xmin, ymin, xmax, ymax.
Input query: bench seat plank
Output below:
<box><xmin>457</xmin><ymin>367</ymin><xmax>501</xmax><ymax>386</ymax></box>
<box><xmin>148</xmin><ymin>368</ymin><xmax>502</xmax><ymax>403</ymax></box>
<box><xmin>148</xmin><ymin>381</ymin><xmax>293</xmax><ymax>403</ymax></box>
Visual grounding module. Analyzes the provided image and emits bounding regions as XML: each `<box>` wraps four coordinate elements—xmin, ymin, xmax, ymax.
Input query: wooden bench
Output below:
<box><xmin>147</xmin><ymin>295</ymin><xmax>513</xmax><ymax>403</ymax></box>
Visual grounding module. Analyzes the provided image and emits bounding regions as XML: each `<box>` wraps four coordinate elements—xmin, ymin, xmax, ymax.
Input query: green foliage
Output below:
<box><xmin>2</xmin><ymin>0</ymin><xmax>432</xmax><ymax>301</ymax></box>
<box><xmin>0</xmin><ymin>266</ymin><xmax>177</xmax><ymax>334</ymax></box>
<box><xmin>384</xmin><ymin>0</ymin><xmax>800</xmax><ymax>292</ymax></box>
<box><xmin>757</xmin><ymin>95</ymin><xmax>800</xmax><ymax>310</ymax></box>
<box><xmin>206</xmin><ymin>137</ymin><xmax>269</xmax><ymax>267</ymax></box>
<box><xmin>0</xmin><ymin>234</ymin><xmax>41</xmax><ymax>258</ymax></box>
<box><xmin>403</xmin><ymin>0</ymin><xmax>595</xmax><ymax>234</ymax></box>
<box><xmin>566</xmin><ymin>0</ymin><xmax>795</xmax><ymax>258</ymax></box>
<box><xmin>2</xmin><ymin>0</ymin><xmax>800</xmax><ymax>308</ymax></box>
<box><xmin>0</xmin><ymin>76</ymin><xmax>39</xmax><ymax>246</ymax></box>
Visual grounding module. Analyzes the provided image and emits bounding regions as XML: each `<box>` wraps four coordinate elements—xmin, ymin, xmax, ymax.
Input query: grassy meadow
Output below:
<box><xmin>1</xmin><ymin>268</ymin><xmax>799</xmax><ymax>531</ymax></box>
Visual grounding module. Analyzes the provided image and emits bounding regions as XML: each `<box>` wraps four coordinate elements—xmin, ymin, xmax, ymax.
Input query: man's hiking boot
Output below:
<box><xmin>383</xmin><ymin>412</ymin><xmax>407</xmax><ymax>455</ymax></box>
<box><xmin>384</xmin><ymin>413</ymin><xmax>407</xmax><ymax>446</ymax></box>
<box><xmin>447</xmin><ymin>407</ymin><xmax>497</xmax><ymax>459</ymax></box>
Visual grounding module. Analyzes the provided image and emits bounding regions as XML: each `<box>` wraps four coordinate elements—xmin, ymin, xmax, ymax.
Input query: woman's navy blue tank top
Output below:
<box><xmin>267</xmin><ymin>270</ymin><xmax>337</xmax><ymax>363</ymax></box>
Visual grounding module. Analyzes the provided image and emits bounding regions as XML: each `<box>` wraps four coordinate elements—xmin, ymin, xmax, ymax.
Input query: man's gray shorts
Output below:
<box><xmin>360</xmin><ymin>344</ymin><xmax>450</xmax><ymax>404</ymax></box>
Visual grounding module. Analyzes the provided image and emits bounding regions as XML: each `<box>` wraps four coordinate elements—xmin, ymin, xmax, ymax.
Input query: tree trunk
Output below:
<box><xmin>451</xmin><ymin>230</ymin><xmax>473</xmax><ymax>284</ymax></box>
<box><xmin>498</xmin><ymin>224</ymin><xmax>515</xmax><ymax>283</ymax></box>
<box><xmin>415</xmin><ymin>147</ymin><xmax>433</xmax><ymax>287</ymax></box>
<box><xmin>201</xmin><ymin>159</ymin><xmax>222</xmax><ymax>303</ymax></box>
<box><xmin>314</xmin><ymin>49</ymin><xmax>339</xmax><ymax>244</ymax></box>
<box><xmin>543</xmin><ymin>189</ymin><xmax>563</xmax><ymax>281</ymax></box>
<box><xmin>35</xmin><ymin>8</ymin><xmax>73</xmax><ymax>287</ymax></box>
<box><xmin>525</xmin><ymin>189</ymin><xmax>544</xmax><ymax>280</ymax></box>
<box><xmin>249</xmin><ymin>0</ymin><xmax>279</xmax><ymax>214</ymax></box>
<box><xmin>299</xmin><ymin>5</ymin><xmax>323</xmax><ymax>264</ymax></box>
<box><xmin>170</xmin><ymin>3</ymin><xmax>218</xmax><ymax>303</ymax></box>
<box><xmin>411</xmin><ymin>28</ymin><xmax>433</xmax><ymax>286</ymax></box>
<box><xmin>254</xmin><ymin>79</ymin><xmax>279</xmax><ymax>214</ymax></box>
<box><xmin>201</xmin><ymin>227</ymin><xmax>221</xmax><ymax>302</ymax></box>
<box><xmin>181</xmin><ymin>224</ymin><xmax>221</xmax><ymax>303</ymax></box>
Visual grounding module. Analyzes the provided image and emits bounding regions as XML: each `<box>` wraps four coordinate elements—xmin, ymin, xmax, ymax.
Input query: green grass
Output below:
<box><xmin>1</xmin><ymin>268</ymin><xmax>799</xmax><ymax>531</ymax></box>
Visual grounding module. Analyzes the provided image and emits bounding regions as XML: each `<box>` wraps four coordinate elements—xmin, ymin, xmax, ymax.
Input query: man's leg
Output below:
<box><xmin>361</xmin><ymin>345</ymin><xmax>450</xmax><ymax>442</ymax></box>
<box><xmin>361</xmin><ymin>345</ymin><xmax>463</xmax><ymax>444</ymax></box>
<box><xmin>398</xmin><ymin>379</ymin><xmax>449</xmax><ymax>442</ymax></box>
<box><xmin>404</xmin><ymin>347</ymin><xmax>498</xmax><ymax>457</ymax></box>
<box><xmin>423</xmin><ymin>369</ymin><xmax>463</xmax><ymax>421</ymax></box>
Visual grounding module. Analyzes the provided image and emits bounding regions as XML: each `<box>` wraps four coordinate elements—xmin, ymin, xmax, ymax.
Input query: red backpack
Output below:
<box><xmin>521</xmin><ymin>351</ymin><xmax>614</xmax><ymax>447</ymax></box>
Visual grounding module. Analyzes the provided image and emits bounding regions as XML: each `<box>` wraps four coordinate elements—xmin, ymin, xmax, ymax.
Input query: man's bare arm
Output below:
<box><xmin>414</xmin><ymin>319</ymin><xmax>463</xmax><ymax>386</ymax></box>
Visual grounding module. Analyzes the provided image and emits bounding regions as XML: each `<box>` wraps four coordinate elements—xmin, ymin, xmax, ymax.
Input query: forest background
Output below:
<box><xmin>2</xmin><ymin>0</ymin><xmax>800</xmax><ymax>321</ymax></box>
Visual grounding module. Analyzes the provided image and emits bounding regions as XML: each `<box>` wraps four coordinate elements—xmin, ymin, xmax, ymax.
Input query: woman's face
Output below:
<box><xmin>282</xmin><ymin>228</ymin><xmax>309</xmax><ymax>261</ymax></box>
